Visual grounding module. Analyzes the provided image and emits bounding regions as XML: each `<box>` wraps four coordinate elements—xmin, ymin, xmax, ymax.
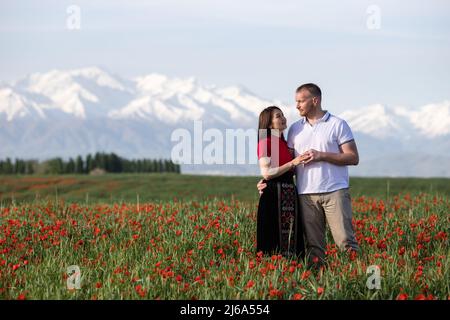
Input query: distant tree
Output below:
<box><xmin>149</xmin><ymin>159</ymin><xmax>156</xmax><ymax>173</ymax></box>
<box><xmin>94</xmin><ymin>152</ymin><xmax>102</xmax><ymax>170</ymax></box>
<box><xmin>104</xmin><ymin>154</ymin><xmax>111</xmax><ymax>172</ymax></box>
<box><xmin>4</xmin><ymin>158</ymin><xmax>13</xmax><ymax>174</ymax></box>
<box><xmin>164</xmin><ymin>160</ymin><xmax>170</xmax><ymax>173</ymax></box>
<box><xmin>122</xmin><ymin>159</ymin><xmax>131</xmax><ymax>172</ymax></box>
<box><xmin>131</xmin><ymin>160</ymin><xmax>137</xmax><ymax>173</ymax></box>
<box><xmin>75</xmin><ymin>155</ymin><xmax>84</xmax><ymax>174</ymax></box>
<box><xmin>46</xmin><ymin>157</ymin><xmax>64</xmax><ymax>174</ymax></box>
<box><xmin>66</xmin><ymin>158</ymin><xmax>76</xmax><ymax>174</ymax></box>
<box><xmin>158</xmin><ymin>159</ymin><xmax>164</xmax><ymax>173</ymax></box>
<box><xmin>0</xmin><ymin>155</ymin><xmax>180</xmax><ymax>175</ymax></box>
<box><xmin>110</xmin><ymin>153</ymin><xmax>122</xmax><ymax>173</ymax></box>
<box><xmin>86</xmin><ymin>154</ymin><xmax>94</xmax><ymax>173</ymax></box>
<box><xmin>25</xmin><ymin>160</ymin><xmax>36</xmax><ymax>174</ymax></box>
<box><xmin>14</xmin><ymin>158</ymin><xmax>21</xmax><ymax>174</ymax></box>
<box><xmin>142</xmin><ymin>159</ymin><xmax>149</xmax><ymax>173</ymax></box>
<box><xmin>101</xmin><ymin>153</ymin><xmax>107</xmax><ymax>170</ymax></box>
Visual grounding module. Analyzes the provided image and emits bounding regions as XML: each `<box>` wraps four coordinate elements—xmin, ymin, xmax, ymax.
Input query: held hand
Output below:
<box><xmin>302</xmin><ymin>149</ymin><xmax>322</xmax><ymax>164</ymax></box>
<box><xmin>257</xmin><ymin>179</ymin><xmax>267</xmax><ymax>196</ymax></box>
<box><xmin>291</xmin><ymin>153</ymin><xmax>312</xmax><ymax>166</ymax></box>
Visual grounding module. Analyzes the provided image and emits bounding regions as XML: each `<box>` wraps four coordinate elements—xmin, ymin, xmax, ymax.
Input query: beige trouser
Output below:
<box><xmin>299</xmin><ymin>188</ymin><xmax>359</xmax><ymax>266</ymax></box>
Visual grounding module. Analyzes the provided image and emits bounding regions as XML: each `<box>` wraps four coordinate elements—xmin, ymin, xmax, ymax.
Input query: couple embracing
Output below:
<box><xmin>256</xmin><ymin>83</ymin><xmax>360</xmax><ymax>268</ymax></box>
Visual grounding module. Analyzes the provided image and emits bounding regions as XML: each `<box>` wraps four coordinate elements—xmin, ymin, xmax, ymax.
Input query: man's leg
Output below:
<box><xmin>322</xmin><ymin>188</ymin><xmax>359</xmax><ymax>252</ymax></box>
<box><xmin>298</xmin><ymin>194</ymin><xmax>327</xmax><ymax>267</ymax></box>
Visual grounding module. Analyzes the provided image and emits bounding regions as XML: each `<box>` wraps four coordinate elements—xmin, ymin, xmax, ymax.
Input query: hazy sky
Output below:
<box><xmin>1</xmin><ymin>0</ymin><xmax>449</xmax><ymax>113</ymax></box>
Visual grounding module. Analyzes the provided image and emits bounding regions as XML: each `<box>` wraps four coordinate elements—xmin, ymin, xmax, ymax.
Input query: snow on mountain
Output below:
<box><xmin>108</xmin><ymin>95</ymin><xmax>206</xmax><ymax>124</ymax></box>
<box><xmin>0</xmin><ymin>86</ymin><xmax>47</xmax><ymax>121</ymax></box>
<box><xmin>0</xmin><ymin>85</ymin><xmax>76</xmax><ymax>121</ymax></box>
<box><xmin>0</xmin><ymin>67</ymin><xmax>449</xmax><ymax>177</ymax></box>
<box><xmin>338</xmin><ymin>104</ymin><xmax>405</xmax><ymax>139</ymax></box>
<box><xmin>395</xmin><ymin>101</ymin><xmax>450</xmax><ymax>137</ymax></box>
<box><xmin>135</xmin><ymin>73</ymin><xmax>195</xmax><ymax>96</ymax></box>
<box><xmin>3</xmin><ymin>67</ymin><xmax>279</xmax><ymax>127</ymax></box>
<box><xmin>338</xmin><ymin>102</ymin><xmax>450</xmax><ymax>139</ymax></box>
<box><xmin>11</xmin><ymin>67</ymin><xmax>134</xmax><ymax>119</ymax></box>
<box><xmin>109</xmin><ymin>75</ymin><xmax>277</xmax><ymax>126</ymax></box>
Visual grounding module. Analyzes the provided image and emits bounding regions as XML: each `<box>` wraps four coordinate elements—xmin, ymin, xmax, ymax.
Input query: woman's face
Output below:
<box><xmin>270</xmin><ymin>109</ymin><xmax>287</xmax><ymax>131</ymax></box>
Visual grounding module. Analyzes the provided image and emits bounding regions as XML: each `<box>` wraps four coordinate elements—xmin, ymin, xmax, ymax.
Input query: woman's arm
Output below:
<box><xmin>259</xmin><ymin>154</ymin><xmax>310</xmax><ymax>180</ymax></box>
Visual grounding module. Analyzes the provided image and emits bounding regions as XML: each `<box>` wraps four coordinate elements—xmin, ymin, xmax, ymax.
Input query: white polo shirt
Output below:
<box><xmin>287</xmin><ymin>111</ymin><xmax>355</xmax><ymax>194</ymax></box>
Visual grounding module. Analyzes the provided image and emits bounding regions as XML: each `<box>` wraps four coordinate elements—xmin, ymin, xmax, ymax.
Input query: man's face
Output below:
<box><xmin>295</xmin><ymin>89</ymin><xmax>316</xmax><ymax>117</ymax></box>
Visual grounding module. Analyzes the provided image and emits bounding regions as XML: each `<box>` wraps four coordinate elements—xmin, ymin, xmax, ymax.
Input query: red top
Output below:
<box><xmin>257</xmin><ymin>135</ymin><xmax>293</xmax><ymax>166</ymax></box>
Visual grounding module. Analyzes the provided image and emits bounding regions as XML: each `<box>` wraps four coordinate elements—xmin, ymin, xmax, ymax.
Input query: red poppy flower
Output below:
<box><xmin>396</xmin><ymin>293</ymin><xmax>408</xmax><ymax>300</ymax></box>
<box><xmin>269</xmin><ymin>288</ymin><xmax>282</xmax><ymax>298</ymax></box>
<box><xmin>301</xmin><ymin>270</ymin><xmax>311</xmax><ymax>280</ymax></box>
<box><xmin>17</xmin><ymin>293</ymin><xmax>26</xmax><ymax>300</ymax></box>
<box><xmin>292</xmin><ymin>293</ymin><xmax>303</xmax><ymax>300</ymax></box>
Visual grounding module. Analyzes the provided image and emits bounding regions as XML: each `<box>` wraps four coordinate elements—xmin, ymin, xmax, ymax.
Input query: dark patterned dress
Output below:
<box><xmin>257</xmin><ymin>136</ymin><xmax>305</xmax><ymax>258</ymax></box>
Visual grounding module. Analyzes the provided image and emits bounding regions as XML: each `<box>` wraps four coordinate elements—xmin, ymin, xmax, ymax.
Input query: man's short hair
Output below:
<box><xmin>296</xmin><ymin>83</ymin><xmax>322</xmax><ymax>98</ymax></box>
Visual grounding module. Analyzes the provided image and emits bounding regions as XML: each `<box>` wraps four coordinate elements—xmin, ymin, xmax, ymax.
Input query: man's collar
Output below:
<box><xmin>302</xmin><ymin>110</ymin><xmax>330</xmax><ymax>124</ymax></box>
<box><xmin>320</xmin><ymin>111</ymin><xmax>331</xmax><ymax>122</ymax></box>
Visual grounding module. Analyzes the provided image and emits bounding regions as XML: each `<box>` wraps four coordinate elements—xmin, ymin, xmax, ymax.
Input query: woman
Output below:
<box><xmin>256</xmin><ymin>106</ymin><xmax>307</xmax><ymax>258</ymax></box>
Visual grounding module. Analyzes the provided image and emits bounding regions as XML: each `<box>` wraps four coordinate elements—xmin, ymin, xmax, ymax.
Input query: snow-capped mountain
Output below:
<box><xmin>340</xmin><ymin>102</ymin><xmax>450</xmax><ymax>139</ymax></box>
<box><xmin>2</xmin><ymin>67</ymin><xmax>280</xmax><ymax>126</ymax></box>
<box><xmin>0</xmin><ymin>67</ymin><xmax>449</xmax><ymax>177</ymax></box>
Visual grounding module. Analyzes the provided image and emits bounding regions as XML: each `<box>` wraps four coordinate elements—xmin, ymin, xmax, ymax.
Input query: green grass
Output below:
<box><xmin>0</xmin><ymin>174</ymin><xmax>449</xmax><ymax>205</ymax></box>
<box><xmin>1</xmin><ymin>174</ymin><xmax>448</xmax><ymax>300</ymax></box>
<box><xmin>1</xmin><ymin>196</ymin><xmax>448</xmax><ymax>300</ymax></box>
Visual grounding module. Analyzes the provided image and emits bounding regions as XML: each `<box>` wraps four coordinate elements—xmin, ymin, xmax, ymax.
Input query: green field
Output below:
<box><xmin>1</xmin><ymin>174</ymin><xmax>449</xmax><ymax>300</ymax></box>
<box><xmin>1</xmin><ymin>174</ymin><xmax>449</xmax><ymax>205</ymax></box>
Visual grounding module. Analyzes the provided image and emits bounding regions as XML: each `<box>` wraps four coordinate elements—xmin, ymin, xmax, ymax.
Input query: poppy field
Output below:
<box><xmin>0</xmin><ymin>175</ymin><xmax>449</xmax><ymax>300</ymax></box>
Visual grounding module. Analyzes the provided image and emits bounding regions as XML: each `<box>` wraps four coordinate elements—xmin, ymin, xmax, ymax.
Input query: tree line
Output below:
<box><xmin>0</xmin><ymin>152</ymin><xmax>181</xmax><ymax>175</ymax></box>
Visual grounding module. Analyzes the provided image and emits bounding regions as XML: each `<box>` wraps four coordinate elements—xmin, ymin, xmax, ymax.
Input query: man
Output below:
<box><xmin>257</xmin><ymin>83</ymin><xmax>359</xmax><ymax>268</ymax></box>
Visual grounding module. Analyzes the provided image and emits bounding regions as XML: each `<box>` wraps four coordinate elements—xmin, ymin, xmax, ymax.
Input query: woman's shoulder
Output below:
<box><xmin>257</xmin><ymin>137</ymin><xmax>272</xmax><ymax>158</ymax></box>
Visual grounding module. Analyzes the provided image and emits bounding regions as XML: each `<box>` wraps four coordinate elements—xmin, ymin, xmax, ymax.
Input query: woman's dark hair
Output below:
<box><xmin>258</xmin><ymin>106</ymin><xmax>286</xmax><ymax>142</ymax></box>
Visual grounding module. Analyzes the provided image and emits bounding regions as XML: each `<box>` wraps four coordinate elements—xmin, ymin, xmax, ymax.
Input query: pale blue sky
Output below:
<box><xmin>1</xmin><ymin>0</ymin><xmax>449</xmax><ymax>112</ymax></box>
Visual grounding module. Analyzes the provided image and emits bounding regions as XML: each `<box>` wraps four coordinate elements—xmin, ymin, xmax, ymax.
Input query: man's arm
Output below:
<box><xmin>303</xmin><ymin>140</ymin><xmax>359</xmax><ymax>166</ymax></box>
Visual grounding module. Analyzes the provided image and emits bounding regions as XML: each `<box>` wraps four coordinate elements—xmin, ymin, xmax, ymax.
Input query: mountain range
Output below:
<box><xmin>1</xmin><ymin>67</ymin><xmax>449</xmax><ymax>177</ymax></box>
